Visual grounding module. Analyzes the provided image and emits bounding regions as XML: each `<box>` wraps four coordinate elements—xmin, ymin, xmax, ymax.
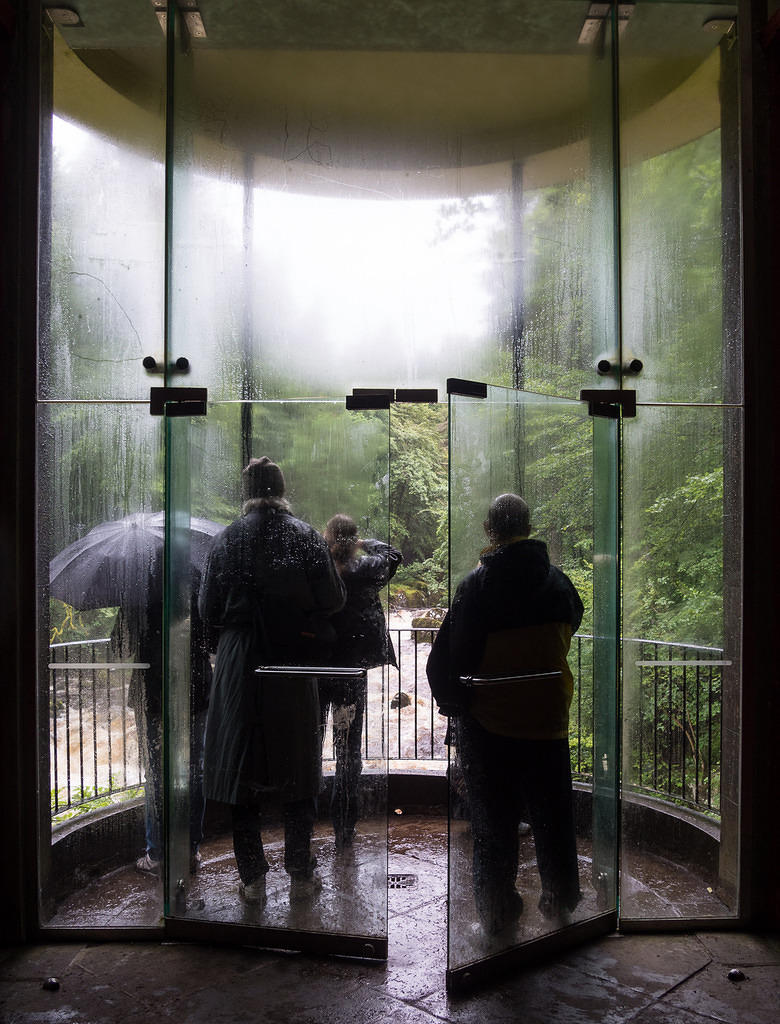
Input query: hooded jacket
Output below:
<box><xmin>426</xmin><ymin>538</ymin><xmax>584</xmax><ymax>739</ymax></box>
<box><xmin>330</xmin><ymin>539</ymin><xmax>402</xmax><ymax>669</ymax></box>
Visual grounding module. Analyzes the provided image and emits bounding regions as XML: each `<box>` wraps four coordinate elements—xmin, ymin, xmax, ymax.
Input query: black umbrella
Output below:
<box><xmin>49</xmin><ymin>511</ymin><xmax>223</xmax><ymax>610</ymax></box>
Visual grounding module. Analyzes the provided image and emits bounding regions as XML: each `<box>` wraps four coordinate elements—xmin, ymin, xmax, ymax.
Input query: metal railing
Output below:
<box><xmin>627</xmin><ymin>637</ymin><xmax>725</xmax><ymax>814</ymax></box>
<box><xmin>48</xmin><ymin>630</ymin><xmax>724</xmax><ymax>823</ymax></box>
<box><xmin>366</xmin><ymin>629</ymin><xmax>723</xmax><ymax>816</ymax></box>
<box><xmin>48</xmin><ymin>639</ymin><xmax>143</xmax><ymax>823</ymax></box>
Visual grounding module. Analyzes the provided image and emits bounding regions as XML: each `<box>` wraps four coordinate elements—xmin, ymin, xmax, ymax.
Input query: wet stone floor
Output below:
<box><xmin>2</xmin><ymin>816</ymin><xmax>779</xmax><ymax>1022</ymax></box>
<box><xmin>43</xmin><ymin>814</ymin><xmax>727</xmax><ymax>932</ymax></box>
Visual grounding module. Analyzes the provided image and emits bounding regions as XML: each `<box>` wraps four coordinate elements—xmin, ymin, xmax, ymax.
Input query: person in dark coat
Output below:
<box><xmin>320</xmin><ymin>514</ymin><xmax>401</xmax><ymax>850</ymax></box>
<box><xmin>426</xmin><ymin>493</ymin><xmax>584</xmax><ymax>934</ymax></box>
<box><xmin>198</xmin><ymin>457</ymin><xmax>345</xmax><ymax>905</ymax></box>
<box><xmin>112</xmin><ymin>575</ymin><xmax>212</xmax><ymax>878</ymax></box>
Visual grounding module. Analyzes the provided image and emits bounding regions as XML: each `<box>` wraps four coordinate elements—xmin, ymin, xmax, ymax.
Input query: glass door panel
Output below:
<box><xmin>164</xmin><ymin>0</ymin><xmax>622</xmax><ymax>402</ymax></box>
<box><xmin>38</xmin><ymin>402</ymin><xmax>165</xmax><ymax>929</ymax></box>
<box><xmin>41</xmin><ymin>21</ymin><xmax>166</xmax><ymax>402</ymax></box>
<box><xmin>621</xmin><ymin>405</ymin><xmax>742</xmax><ymax>920</ymax></box>
<box><xmin>37</xmin><ymin>6</ymin><xmax>170</xmax><ymax>933</ymax></box>
<box><xmin>164</xmin><ymin>400</ymin><xmax>390</xmax><ymax>957</ymax></box>
<box><xmin>33</xmin><ymin>0</ymin><xmax>746</xmax><ymax>957</ymax></box>
<box><xmin>445</xmin><ymin>383</ymin><xmax>617</xmax><ymax>989</ymax></box>
<box><xmin>618</xmin><ymin>3</ymin><xmax>742</xmax><ymax>923</ymax></box>
<box><xmin>618</xmin><ymin>1</ymin><xmax>740</xmax><ymax>406</ymax></box>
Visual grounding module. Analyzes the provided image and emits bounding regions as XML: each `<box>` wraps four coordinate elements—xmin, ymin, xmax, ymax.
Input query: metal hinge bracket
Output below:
<box><xmin>579</xmin><ymin>389</ymin><xmax>636</xmax><ymax>419</ymax></box>
<box><xmin>150</xmin><ymin>387</ymin><xmax>208</xmax><ymax>416</ymax></box>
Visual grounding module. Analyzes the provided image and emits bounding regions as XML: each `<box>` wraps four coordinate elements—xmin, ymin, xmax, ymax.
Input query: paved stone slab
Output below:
<box><xmin>417</xmin><ymin>961</ymin><xmax>650</xmax><ymax>1023</ymax></box>
<box><xmin>628</xmin><ymin>1001</ymin><xmax>730</xmax><ymax>1023</ymax></box>
<box><xmin>377</xmin><ymin>896</ymin><xmax>447</xmax><ymax>1001</ymax></box>
<box><xmin>0</xmin><ymin>944</ymin><xmax>87</xmax><ymax>981</ymax></box>
<box><xmin>663</xmin><ymin>961</ymin><xmax>780</xmax><ymax>1024</ymax></box>
<box><xmin>620</xmin><ymin>849</ymin><xmax>727</xmax><ymax>919</ymax></box>
<box><xmin>0</xmin><ymin>975</ymin><xmax>164</xmax><ymax>1024</ymax></box>
<box><xmin>556</xmin><ymin>932</ymin><xmax>712</xmax><ymax>998</ymax></box>
<box><xmin>695</xmin><ymin>931</ymin><xmax>780</xmax><ymax>965</ymax></box>
<box><xmin>167</xmin><ymin>956</ymin><xmax>443</xmax><ymax>1024</ymax></box>
<box><xmin>72</xmin><ymin>939</ymin><xmax>272</xmax><ymax>990</ymax></box>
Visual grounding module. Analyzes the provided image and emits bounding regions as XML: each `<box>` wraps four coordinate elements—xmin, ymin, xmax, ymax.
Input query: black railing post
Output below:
<box><xmin>51</xmin><ymin>654</ymin><xmax>59</xmax><ymax>816</ymax></box>
<box><xmin>695</xmin><ymin>664</ymin><xmax>702</xmax><ymax>806</ymax></box>
<box><xmin>49</xmin><ymin>631</ymin><xmax>724</xmax><ymax>823</ymax></box>
<box><xmin>91</xmin><ymin>649</ymin><xmax>99</xmax><ymax>799</ymax></box>
<box><xmin>681</xmin><ymin>659</ymin><xmax>688</xmax><ymax>804</ymax></box>
<box><xmin>666</xmin><ymin>651</ymin><xmax>673</xmax><ymax>798</ymax></box>
<box><xmin>106</xmin><ymin>662</ymin><xmax>113</xmax><ymax>796</ymax></box>
<box><xmin>77</xmin><ymin>664</ymin><xmax>85</xmax><ymax>805</ymax></box>
<box><xmin>413</xmin><ymin>632</ymin><xmax>419</xmax><ymax>759</ymax></box>
<box><xmin>653</xmin><ymin>643</ymin><xmax>660</xmax><ymax>791</ymax></box>
<box><xmin>64</xmin><ymin>653</ymin><xmax>72</xmax><ymax>810</ymax></box>
<box><xmin>704</xmin><ymin>667</ymin><xmax>712</xmax><ymax>811</ymax></box>
<box><xmin>576</xmin><ymin>636</ymin><xmax>583</xmax><ymax>775</ymax></box>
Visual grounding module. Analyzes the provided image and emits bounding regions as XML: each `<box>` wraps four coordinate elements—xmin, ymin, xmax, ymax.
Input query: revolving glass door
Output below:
<box><xmin>445</xmin><ymin>382</ymin><xmax>619</xmax><ymax>990</ymax></box>
<box><xmin>164</xmin><ymin>399</ymin><xmax>391</xmax><ymax>957</ymax></box>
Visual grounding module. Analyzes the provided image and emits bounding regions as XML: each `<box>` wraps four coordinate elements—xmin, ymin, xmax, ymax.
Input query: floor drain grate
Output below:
<box><xmin>388</xmin><ymin>873</ymin><xmax>418</xmax><ymax>889</ymax></box>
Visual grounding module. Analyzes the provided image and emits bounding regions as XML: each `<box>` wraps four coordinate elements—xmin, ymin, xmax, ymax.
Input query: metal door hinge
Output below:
<box><xmin>580</xmin><ymin>389</ymin><xmax>636</xmax><ymax>419</ymax></box>
<box><xmin>346</xmin><ymin>392</ymin><xmax>391</xmax><ymax>410</ymax></box>
<box><xmin>150</xmin><ymin>387</ymin><xmax>208</xmax><ymax>416</ymax></box>
<box><xmin>396</xmin><ymin>388</ymin><xmax>438</xmax><ymax>403</ymax></box>
<box><xmin>346</xmin><ymin>387</ymin><xmax>439</xmax><ymax>407</ymax></box>
<box><xmin>446</xmin><ymin>378</ymin><xmax>488</xmax><ymax>398</ymax></box>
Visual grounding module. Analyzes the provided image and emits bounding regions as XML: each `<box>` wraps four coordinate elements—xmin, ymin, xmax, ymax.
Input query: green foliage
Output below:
<box><xmin>518</xmin><ymin>405</ymin><xmax>595</xmax><ymax>629</ymax></box>
<box><xmin>389</xmin><ymin>404</ymin><xmax>447</xmax><ymax>565</ymax></box>
<box><xmin>50</xmin><ymin>600</ymin><xmax>118</xmax><ymax>646</ymax></box>
<box><xmin>44</xmin><ymin>402</ymin><xmax>164</xmax><ymax>555</ymax></box>
<box><xmin>44</xmin><ymin>124</ymin><xmax>731</xmax><ymax>821</ymax></box>
<box><xmin>191</xmin><ymin>402</ymin><xmax>392</xmax><ymax>536</ymax></box>
<box><xmin>622</xmin><ymin>132</ymin><xmax>724</xmax><ymax>400</ymax></box>
<box><xmin>521</xmin><ymin>180</ymin><xmax>595</xmax><ymax>384</ymax></box>
<box><xmin>629</xmin><ymin>469</ymin><xmax>723</xmax><ymax>646</ymax></box>
<box><xmin>51</xmin><ymin>777</ymin><xmax>144</xmax><ymax>826</ymax></box>
<box><xmin>393</xmin><ymin>557</ymin><xmax>448</xmax><ymax>608</ymax></box>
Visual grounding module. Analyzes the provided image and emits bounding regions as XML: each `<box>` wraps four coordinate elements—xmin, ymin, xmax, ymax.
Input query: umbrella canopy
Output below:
<box><xmin>49</xmin><ymin>511</ymin><xmax>223</xmax><ymax>610</ymax></box>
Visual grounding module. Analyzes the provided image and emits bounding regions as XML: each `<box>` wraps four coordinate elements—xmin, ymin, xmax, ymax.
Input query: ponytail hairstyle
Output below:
<box><xmin>325</xmin><ymin>513</ymin><xmax>359</xmax><ymax>566</ymax></box>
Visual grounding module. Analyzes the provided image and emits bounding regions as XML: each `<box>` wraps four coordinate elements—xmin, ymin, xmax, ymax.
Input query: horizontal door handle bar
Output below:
<box><xmin>460</xmin><ymin>671</ymin><xmax>562</xmax><ymax>686</ymax></box>
<box><xmin>256</xmin><ymin>665</ymin><xmax>367</xmax><ymax>677</ymax></box>
<box><xmin>634</xmin><ymin>660</ymin><xmax>733</xmax><ymax>667</ymax></box>
<box><xmin>48</xmin><ymin>662</ymin><xmax>151</xmax><ymax>670</ymax></box>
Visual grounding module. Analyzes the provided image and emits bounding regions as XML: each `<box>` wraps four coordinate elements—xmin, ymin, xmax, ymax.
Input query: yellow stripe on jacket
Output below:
<box><xmin>470</xmin><ymin>622</ymin><xmax>575</xmax><ymax>739</ymax></box>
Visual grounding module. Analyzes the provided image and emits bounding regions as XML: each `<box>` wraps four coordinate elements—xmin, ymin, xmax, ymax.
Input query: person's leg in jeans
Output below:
<box><xmin>189</xmin><ymin>705</ymin><xmax>208</xmax><ymax>867</ymax></box>
<box><xmin>317</xmin><ymin>678</ymin><xmax>334</xmax><ymax>753</ymax></box>
<box><xmin>330</xmin><ymin>681</ymin><xmax>365</xmax><ymax>849</ymax></box>
<box><xmin>135</xmin><ymin>704</ymin><xmax>163</xmax><ymax>868</ymax></box>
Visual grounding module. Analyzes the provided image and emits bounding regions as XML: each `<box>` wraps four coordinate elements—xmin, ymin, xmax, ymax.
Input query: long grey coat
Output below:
<box><xmin>198</xmin><ymin>505</ymin><xmax>345</xmax><ymax>805</ymax></box>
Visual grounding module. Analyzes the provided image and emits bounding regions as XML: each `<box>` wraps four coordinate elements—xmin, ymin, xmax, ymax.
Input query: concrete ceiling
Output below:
<box><xmin>48</xmin><ymin>0</ymin><xmax>737</xmax><ymax>195</ymax></box>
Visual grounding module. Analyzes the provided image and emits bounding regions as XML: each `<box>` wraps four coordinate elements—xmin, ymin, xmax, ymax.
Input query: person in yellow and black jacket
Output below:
<box><xmin>426</xmin><ymin>493</ymin><xmax>584</xmax><ymax>935</ymax></box>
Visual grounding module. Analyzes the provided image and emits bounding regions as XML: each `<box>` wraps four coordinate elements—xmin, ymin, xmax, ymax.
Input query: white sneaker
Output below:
<box><xmin>289</xmin><ymin>872</ymin><xmax>323</xmax><ymax>902</ymax></box>
<box><xmin>135</xmin><ymin>852</ymin><xmax>160</xmax><ymax>876</ymax></box>
<box><xmin>239</xmin><ymin>877</ymin><xmax>267</xmax><ymax>905</ymax></box>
